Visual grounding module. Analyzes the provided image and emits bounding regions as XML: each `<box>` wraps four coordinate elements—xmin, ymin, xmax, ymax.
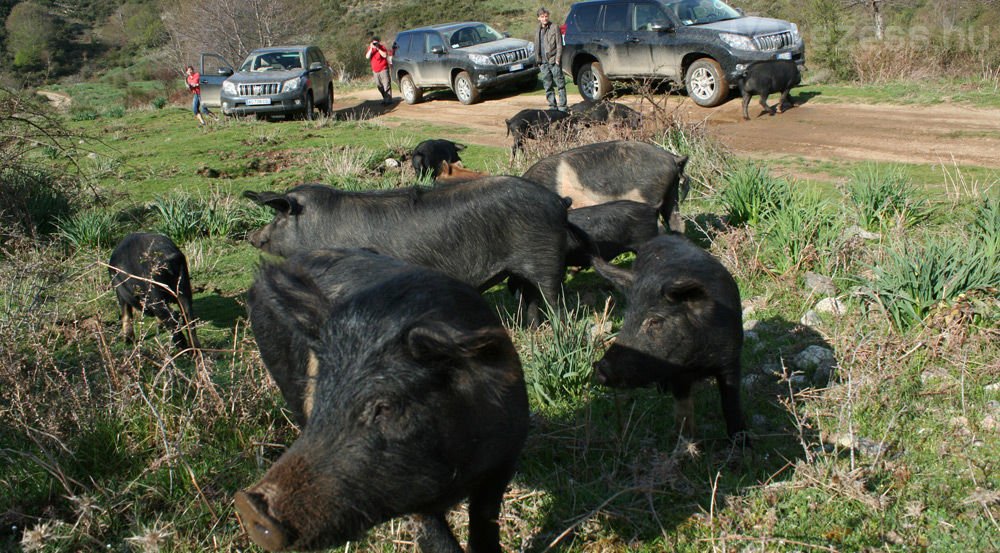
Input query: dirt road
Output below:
<box><xmin>338</xmin><ymin>87</ymin><xmax>1000</xmax><ymax>169</ymax></box>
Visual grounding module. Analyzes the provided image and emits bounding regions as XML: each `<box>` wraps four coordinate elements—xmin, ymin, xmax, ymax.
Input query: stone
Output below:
<box><xmin>800</xmin><ymin>310</ymin><xmax>822</xmax><ymax>327</ymax></box>
<box><xmin>803</xmin><ymin>271</ymin><xmax>836</xmax><ymax>296</ymax></box>
<box><xmin>384</xmin><ymin>158</ymin><xmax>401</xmax><ymax>168</ymax></box>
<box><xmin>845</xmin><ymin>225</ymin><xmax>881</xmax><ymax>241</ymax></box>
<box><xmin>815</xmin><ymin>297</ymin><xmax>846</xmax><ymax>315</ymax></box>
<box><xmin>792</xmin><ymin>345</ymin><xmax>836</xmax><ymax>372</ymax></box>
<box><xmin>743</xmin><ymin>330</ymin><xmax>759</xmax><ymax>343</ymax></box>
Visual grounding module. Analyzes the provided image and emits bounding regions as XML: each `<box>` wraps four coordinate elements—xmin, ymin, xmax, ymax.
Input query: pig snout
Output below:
<box><xmin>247</xmin><ymin>228</ymin><xmax>268</xmax><ymax>249</ymax></box>
<box><xmin>592</xmin><ymin>357</ymin><xmax>618</xmax><ymax>386</ymax></box>
<box><xmin>235</xmin><ymin>489</ymin><xmax>294</xmax><ymax>552</ymax></box>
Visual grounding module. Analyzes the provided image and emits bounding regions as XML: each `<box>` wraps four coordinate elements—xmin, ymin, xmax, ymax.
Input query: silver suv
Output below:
<box><xmin>217</xmin><ymin>45</ymin><xmax>335</xmax><ymax>120</ymax></box>
<box><xmin>392</xmin><ymin>22</ymin><xmax>539</xmax><ymax>105</ymax></box>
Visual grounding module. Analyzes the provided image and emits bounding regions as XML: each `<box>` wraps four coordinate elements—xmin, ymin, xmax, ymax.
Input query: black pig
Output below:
<box><xmin>568</xmin><ymin>100</ymin><xmax>643</xmax><ymax>129</ymax></box>
<box><xmin>504</xmin><ymin>108</ymin><xmax>573</xmax><ymax>158</ymax></box>
<box><xmin>737</xmin><ymin>60</ymin><xmax>801</xmax><ymax>120</ymax></box>
<box><xmin>411</xmin><ymin>139</ymin><xmax>466</xmax><ymax>179</ymax></box>
<box><xmin>591</xmin><ymin>235</ymin><xmax>747</xmax><ymax>443</ymax></box>
<box><xmin>565</xmin><ymin>200</ymin><xmax>659</xmax><ymax>268</ymax></box>
<box><xmin>521</xmin><ymin>140</ymin><xmax>689</xmax><ymax>233</ymax></box>
<box><xmin>238</xmin><ymin>248</ymin><xmax>529</xmax><ymax>553</ymax></box>
<box><xmin>244</xmin><ymin>177</ymin><xmax>578</xmax><ymax>325</ymax></box>
<box><xmin>108</xmin><ymin>232</ymin><xmax>200</xmax><ymax>350</ymax></box>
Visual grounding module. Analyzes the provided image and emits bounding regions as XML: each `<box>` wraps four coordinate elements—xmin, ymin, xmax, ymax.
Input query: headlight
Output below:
<box><xmin>526</xmin><ymin>42</ymin><xmax>535</xmax><ymax>55</ymax></box>
<box><xmin>720</xmin><ymin>32</ymin><xmax>757</xmax><ymax>51</ymax></box>
<box><xmin>468</xmin><ymin>54</ymin><xmax>493</xmax><ymax>66</ymax></box>
<box><xmin>790</xmin><ymin>23</ymin><xmax>803</xmax><ymax>46</ymax></box>
<box><xmin>222</xmin><ymin>81</ymin><xmax>237</xmax><ymax>95</ymax></box>
<box><xmin>282</xmin><ymin>77</ymin><xmax>302</xmax><ymax>92</ymax></box>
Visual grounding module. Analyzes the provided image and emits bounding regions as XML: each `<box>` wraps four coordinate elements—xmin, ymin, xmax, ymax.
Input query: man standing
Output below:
<box><xmin>365</xmin><ymin>36</ymin><xmax>393</xmax><ymax>105</ymax></box>
<box><xmin>535</xmin><ymin>7</ymin><xmax>567</xmax><ymax>112</ymax></box>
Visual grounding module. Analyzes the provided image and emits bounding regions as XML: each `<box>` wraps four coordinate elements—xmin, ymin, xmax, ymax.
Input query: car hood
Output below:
<box><xmin>694</xmin><ymin>16</ymin><xmax>795</xmax><ymax>36</ymax></box>
<box><xmin>226</xmin><ymin>70</ymin><xmax>307</xmax><ymax>83</ymax></box>
<box><xmin>458</xmin><ymin>38</ymin><xmax>532</xmax><ymax>55</ymax></box>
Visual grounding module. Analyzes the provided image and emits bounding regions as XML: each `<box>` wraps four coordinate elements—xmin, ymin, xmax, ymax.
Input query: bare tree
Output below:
<box><xmin>161</xmin><ymin>0</ymin><xmax>305</xmax><ymax>72</ymax></box>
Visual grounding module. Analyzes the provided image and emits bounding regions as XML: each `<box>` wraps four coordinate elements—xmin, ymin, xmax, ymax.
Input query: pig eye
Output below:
<box><xmin>363</xmin><ymin>399</ymin><xmax>397</xmax><ymax>426</ymax></box>
<box><xmin>641</xmin><ymin>317</ymin><xmax>665</xmax><ymax>333</ymax></box>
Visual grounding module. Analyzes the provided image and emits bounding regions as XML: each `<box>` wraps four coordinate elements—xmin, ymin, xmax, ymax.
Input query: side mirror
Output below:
<box><xmin>650</xmin><ymin>21</ymin><xmax>674</xmax><ymax>32</ymax></box>
<box><xmin>308</xmin><ymin>61</ymin><xmax>323</xmax><ymax>71</ymax></box>
<box><xmin>430</xmin><ymin>45</ymin><xmax>445</xmax><ymax>55</ymax></box>
<box><xmin>735</xmin><ymin>7</ymin><xmax>744</xmax><ymax>15</ymax></box>
<box><xmin>218</xmin><ymin>67</ymin><xmax>234</xmax><ymax>76</ymax></box>
<box><xmin>503</xmin><ymin>32</ymin><xmax>510</xmax><ymax>38</ymax></box>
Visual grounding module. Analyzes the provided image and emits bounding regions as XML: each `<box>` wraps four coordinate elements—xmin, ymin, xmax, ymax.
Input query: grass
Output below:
<box><xmin>1</xmin><ymin>85</ymin><xmax>998</xmax><ymax>553</ymax></box>
<box><xmin>797</xmin><ymin>77</ymin><xmax>1000</xmax><ymax>109</ymax></box>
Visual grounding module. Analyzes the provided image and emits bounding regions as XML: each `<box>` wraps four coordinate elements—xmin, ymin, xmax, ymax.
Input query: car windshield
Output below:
<box><xmin>445</xmin><ymin>23</ymin><xmax>505</xmax><ymax>48</ymax></box>
<box><xmin>664</xmin><ymin>0</ymin><xmax>741</xmax><ymax>25</ymax></box>
<box><xmin>239</xmin><ymin>51</ymin><xmax>304</xmax><ymax>72</ymax></box>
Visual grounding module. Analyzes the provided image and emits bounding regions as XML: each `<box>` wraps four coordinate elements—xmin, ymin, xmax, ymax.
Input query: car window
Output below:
<box><xmin>202</xmin><ymin>54</ymin><xmax>230</xmax><ymax>75</ymax></box>
<box><xmin>664</xmin><ymin>0</ymin><xmax>741</xmax><ymax>25</ymax></box>
<box><xmin>446</xmin><ymin>23</ymin><xmax>504</xmax><ymax>48</ymax></box>
<box><xmin>571</xmin><ymin>4</ymin><xmax>602</xmax><ymax>32</ymax></box>
<box><xmin>633</xmin><ymin>3</ymin><xmax>669</xmax><ymax>30</ymax></box>
<box><xmin>425</xmin><ymin>32</ymin><xmax>445</xmax><ymax>53</ymax></box>
<box><xmin>395</xmin><ymin>34</ymin><xmax>412</xmax><ymax>55</ymax></box>
<box><xmin>603</xmin><ymin>3</ymin><xmax>629</xmax><ymax>32</ymax></box>
<box><xmin>241</xmin><ymin>51</ymin><xmax>304</xmax><ymax>72</ymax></box>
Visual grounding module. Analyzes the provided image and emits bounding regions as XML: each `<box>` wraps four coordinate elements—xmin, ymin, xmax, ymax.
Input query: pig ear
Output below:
<box><xmin>243</xmin><ymin>190</ymin><xmax>295</xmax><ymax>215</ymax></box>
<box><xmin>453</xmin><ymin>142</ymin><xmax>466</xmax><ymax>151</ymax></box>
<box><xmin>591</xmin><ymin>257</ymin><xmax>635</xmax><ymax>292</ymax></box>
<box><xmin>661</xmin><ymin>278</ymin><xmax>706</xmax><ymax>303</ymax></box>
<box><xmin>406</xmin><ymin>322</ymin><xmax>510</xmax><ymax>365</ymax></box>
<box><xmin>249</xmin><ymin>261</ymin><xmax>332</xmax><ymax>344</ymax></box>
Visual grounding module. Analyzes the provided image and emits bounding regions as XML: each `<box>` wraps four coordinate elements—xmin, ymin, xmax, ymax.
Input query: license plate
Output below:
<box><xmin>246</xmin><ymin>98</ymin><xmax>272</xmax><ymax>106</ymax></box>
<box><xmin>776</xmin><ymin>52</ymin><xmax>792</xmax><ymax>60</ymax></box>
<box><xmin>509</xmin><ymin>63</ymin><xmax>524</xmax><ymax>71</ymax></box>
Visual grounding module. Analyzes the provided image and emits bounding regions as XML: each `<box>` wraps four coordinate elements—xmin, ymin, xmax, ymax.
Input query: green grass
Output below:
<box><xmin>798</xmin><ymin>77</ymin><xmax>1000</xmax><ymax>109</ymax></box>
<box><xmin>2</xmin><ymin>90</ymin><xmax>998</xmax><ymax>553</ymax></box>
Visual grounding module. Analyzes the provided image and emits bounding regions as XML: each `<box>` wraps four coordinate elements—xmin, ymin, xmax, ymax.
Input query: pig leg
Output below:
<box><xmin>412</xmin><ymin>513</ymin><xmax>463</xmax><ymax>553</ymax></box>
<box><xmin>671</xmin><ymin>380</ymin><xmax>696</xmax><ymax>437</ymax></box>
<box><xmin>716</xmin><ymin>369</ymin><xmax>749</xmax><ymax>445</ymax></box>
<box><xmin>741</xmin><ymin>90</ymin><xmax>752</xmax><ymax>120</ymax></box>
<box><xmin>759</xmin><ymin>91</ymin><xmax>773</xmax><ymax>116</ymax></box>
<box><xmin>467</xmin><ymin>468</ymin><xmax>515</xmax><ymax>553</ymax></box>
<box><xmin>120</xmin><ymin>302</ymin><xmax>135</xmax><ymax>343</ymax></box>
<box><xmin>777</xmin><ymin>88</ymin><xmax>793</xmax><ymax>114</ymax></box>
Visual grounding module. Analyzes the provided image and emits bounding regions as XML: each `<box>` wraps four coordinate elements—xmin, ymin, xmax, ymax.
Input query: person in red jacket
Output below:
<box><xmin>365</xmin><ymin>37</ymin><xmax>393</xmax><ymax>106</ymax></box>
<box><xmin>185</xmin><ymin>65</ymin><xmax>216</xmax><ymax>126</ymax></box>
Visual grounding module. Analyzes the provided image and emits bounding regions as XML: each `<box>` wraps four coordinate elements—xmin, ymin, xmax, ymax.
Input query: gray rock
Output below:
<box><xmin>789</xmin><ymin>374</ymin><xmax>809</xmax><ymax>389</ymax></box>
<box><xmin>384</xmin><ymin>158</ymin><xmax>401</xmax><ymax>168</ymax></box>
<box><xmin>803</xmin><ymin>271</ymin><xmax>836</xmax><ymax>296</ymax></box>
<box><xmin>800</xmin><ymin>310</ymin><xmax>822</xmax><ymax>327</ymax></box>
<box><xmin>761</xmin><ymin>363</ymin><xmax>783</xmax><ymax>377</ymax></box>
<box><xmin>751</xmin><ymin>414</ymin><xmax>768</xmax><ymax>429</ymax></box>
<box><xmin>743</xmin><ymin>319</ymin><xmax>763</xmax><ymax>331</ymax></box>
<box><xmin>815</xmin><ymin>297</ymin><xmax>846</xmax><ymax>315</ymax></box>
<box><xmin>743</xmin><ymin>330</ymin><xmax>759</xmax><ymax>343</ymax></box>
<box><xmin>792</xmin><ymin>345</ymin><xmax>837</xmax><ymax>372</ymax></box>
<box><xmin>985</xmin><ymin>383</ymin><xmax>1000</xmax><ymax>393</ymax></box>
<box><xmin>844</xmin><ymin>225</ymin><xmax>881</xmax><ymax>241</ymax></box>
<box><xmin>741</xmin><ymin>374</ymin><xmax>763</xmax><ymax>390</ymax></box>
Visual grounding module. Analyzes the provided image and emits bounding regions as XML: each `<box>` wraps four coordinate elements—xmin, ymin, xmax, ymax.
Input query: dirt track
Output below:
<box><xmin>338</xmin><ymin>87</ymin><xmax>1000</xmax><ymax>170</ymax></box>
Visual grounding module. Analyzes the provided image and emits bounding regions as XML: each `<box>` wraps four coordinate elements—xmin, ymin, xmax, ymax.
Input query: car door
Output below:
<box><xmin>601</xmin><ymin>2</ymin><xmax>640</xmax><ymax>77</ymax></box>
<box><xmin>632</xmin><ymin>1</ymin><xmax>680</xmax><ymax>78</ymax></box>
<box><xmin>423</xmin><ymin>31</ymin><xmax>451</xmax><ymax>86</ymax></box>
<box><xmin>199</xmin><ymin>53</ymin><xmax>234</xmax><ymax>108</ymax></box>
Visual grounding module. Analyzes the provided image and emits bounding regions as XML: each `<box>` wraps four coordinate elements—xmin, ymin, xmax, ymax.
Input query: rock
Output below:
<box><xmin>985</xmin><ymin>383</ymin><xmax>1000</xmax><ymax>393</ymax></box>
<box><xmin>589</xmin><ymin>321</ymin><xmax>613</xmax><ymax>340</ymax></box>
<box><xmin>792</xmin><ymin>345</ymin><xmax>836</xmax><ymax>372</ymax></box>
<box><xmin>815</xmin><ymin>297</ymin><xmax>846</xmax><ymax>315</ymax></box>
<box><xmin>845</xmin><ymin>225</ymin><xmax>881</xmax><ymax>241</ymax></box>
<box><xmin>743</xmin><ymin>319</ymin><xmax>763</xmax><ymax>332</ymax></box>
<box><xmin>803</xmin><ymin>272</ymin><xmax>836</xmax><ymax>296</ymax></box>
<box><xmin>789</xmin><ymin>374</ymin><xmax>809</xmax><ymax>389</ymax></box>
<box><xmin>751</xmin><ymin>414</ymin><xmax>768</xmax><ymax>429</ymax></box>
<box><xmin>761</xmin><ymin>363</ymin><xmax>783</xmax><ymax>377</ymax></box>
<box><xmin>743</xmin><ymin>330</ymin><xmax>759</xmax><ymax>343</ymax></box>
<box><xmin>800</xmin><ymin>310</ymin><xmax>822</xmax><ymax>327</ymax></box>
<box><xmin>741</xmin><ymin>374</ymin><xmax>763</xmax><ymax>390</ymax></box>
<box><xmin>384</xmin><ymin>158</ymin><xmax>401</xmax><ymax>168</ymax></box>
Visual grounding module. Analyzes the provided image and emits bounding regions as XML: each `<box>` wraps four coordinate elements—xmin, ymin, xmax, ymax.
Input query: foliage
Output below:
<box><xmin>718</xmin><ymin>161</ymin><xmax>793</xmax><ymax>226</ymax></box>
<box><xmin>4</xmin><ymin>1</ymin><xmax>62</xmax><ymax>72</ymax></box>
<box><xmin>54</xmin><ymin>209</ymin><xmax>124</xmax><ymax>250</ymax></box>
<box><xmin>758</xmin><ymin>189</ymin><xmax>840</xmax><ymax>275</ymax></box>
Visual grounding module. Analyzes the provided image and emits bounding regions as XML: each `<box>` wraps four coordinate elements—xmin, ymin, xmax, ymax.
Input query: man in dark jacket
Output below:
<box><xmin>535</xmin><ymin>7</ymin><xmax>567</xmax><ymax>112</ymax></box>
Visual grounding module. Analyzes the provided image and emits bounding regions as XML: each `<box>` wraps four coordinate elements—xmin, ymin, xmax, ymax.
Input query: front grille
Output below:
<box><xmin>238</xmin><ymin>82</ymin><xmax>281</xmax><ymax>96</ymax></box>
<box><xmin>491</xmin><ymin>48</ymin><xmax>530</xmax><ymax>65</ymax></box>
<box><xmin>754</xmin><ymin>31</ymin><xmax>794</xmax><ymax>51</ymax></box>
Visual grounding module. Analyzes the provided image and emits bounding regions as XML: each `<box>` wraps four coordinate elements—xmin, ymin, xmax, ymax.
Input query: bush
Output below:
<box><xmin>152</xmin><ymin>96</ymin><xmax>167</xmax><ymax>109</ymax></box>
<box><xmin>719</xmin><ymin>162</ymin><xmax>793</xmax><ymax>227</ymax></box>
<box><xmin>150</xmin><ymin>194</ymin><xmax>203</xmax><ymax>244</ymax></box>
<box><xmin>55</xmin><ymin>209</ymin><xmax>123</xmax><ymax>250</ymax></box>
<box><xmin>0</xmin><ymin>166</ymin><xmax>75</xmax><ymax>243</ymax></box>
<box><xmin>758</xmin><ymin>190</ymin><xmax>840</xmax><ymax>275</ymax></box>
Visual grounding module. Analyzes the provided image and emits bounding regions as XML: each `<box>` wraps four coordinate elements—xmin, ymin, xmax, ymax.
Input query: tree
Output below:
<box><xmin>5</xmin><ymin>1</ymin><xmax>61</xmax><ymax>73</ymax></box>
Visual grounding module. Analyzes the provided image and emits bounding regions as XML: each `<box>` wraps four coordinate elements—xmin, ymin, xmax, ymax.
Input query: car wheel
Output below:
<box><xmin>577</xmin><ymin>61</ymin><xmax>611</xmax><ymax>101</ymax></box>
<box><xmin>320</xmin><ymin>85</ymin><xmax>333</xmax><ymax>116</ymax></box>
<box><xmin>685</xmin><ymin>58</ymin><xmax>729</xmax><ymax>107</ymax></box>
<box><xmin>400</xmin><ymin>74</ymin><xmax>423</xmax><ymax>104</ymax></box>
<box><xmin>303</xmin><ymin>92</ymin><xmax>315</xmax><ymax>120</ymax></box>
<box><xmin>454</xmin><ymin>71</ymin><xmax>481</xmax><ymax>105</ymax></box>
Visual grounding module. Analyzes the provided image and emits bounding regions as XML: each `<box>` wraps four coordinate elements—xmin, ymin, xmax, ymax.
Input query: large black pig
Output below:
<box><xmin>504</xmin><ymin>108</ymin><xmax>573</xmax><ymax>159</ymax></box>
<box><xmin>521</xmin><ymin>140</ymin><xmax>689</xmax><ymax>233</ymax></box>
<box><xmin>565</xmin><ymin>200</ymin><xmax>659</xmax><ymax>268</ymax></box>
<box><xmin>238</xmin><ymin>248</ymin><xmax>529</xmax><ymax>553</ymax></box>
<box><xmin>243</xmin><ymin>177</ymin><xmax>578</xmax><ymax>325</ymax></box>
<box><xmin>411</xmin><ymin>139</ymin><xmax>466</xmax><ymax>179</ymax></box>
<box><xmin>108</xmin><ymin>232</ymin><xmax>200</xmax><ymax>350</ymax></box>
<box><xmin>737</xmin><ymin>60</ymin><xmax>801</xmax><ymax>120</ymax></box>
<box><xmin>591</xmin><ymin>235</ymin><xmax>747</xmax><ymax>443</ymax></box>
<box><xmin>568</xmin><ymin>100</ymin><xmax>643</xmax><ymax>129</ymax></box>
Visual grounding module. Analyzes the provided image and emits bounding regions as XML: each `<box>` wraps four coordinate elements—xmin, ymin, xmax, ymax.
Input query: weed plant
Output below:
<box><xmin>758</xmin><ymin>190</ymin><xmax>841</xmax><ymax>275</ymax></box>
<box><xmin>719</xmin><ymin>162</ymin><xmax>793</xmax><ymax>227</ymax></box>
<box><xmin>55</xmin><ymin>210</ymin><xmax>123</xmax><ymax>250</ymax></box>
<box><xmin>846</xmin><ymin>163</ymin><xmax>932</xmax><ymax>231</ymax></box>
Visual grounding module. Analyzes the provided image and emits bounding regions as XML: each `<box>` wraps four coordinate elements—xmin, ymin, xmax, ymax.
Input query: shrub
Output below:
<box><xmin>152</xmin><ymin>96</ymin><xmax>167</xmax><ymax>110</ymax></box>
<box><xmin>758</xmin><ymin>190</ymin><xmax>840</xmax><ymax>275</ymax></box>
<box><xmin>845</xmin><ymin>163</ymin><xmax>931</xmax><ymax>231</ymax></box>
<box><xmin>719</xmin><ymin>162</ymin><xmax>793</xmax><ymax>227</ymax></box>
<box><xmin>150</xmin><ymin>194</ymin><xmax>203</xmax><ymax>244</ymax></box>
<box><xmin>0</xmin><ymin>166</ymin><xmax>75</xmax><ymax>242</ymax></box>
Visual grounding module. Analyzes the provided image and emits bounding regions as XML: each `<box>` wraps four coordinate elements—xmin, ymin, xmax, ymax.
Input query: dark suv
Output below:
<box><xmin>219</xmin><ymin>45</ymin><xmax>335</xmax><ymax>120</ymax></box>
<box><xmin>561</xmin><ymin>0</ymin><xmax>804</xmax><ymax>106</ymax></box>
<box><xmin>392</xmin><ymin>22</ymin><xmax>539</xmax><ymax>105</ymax></box>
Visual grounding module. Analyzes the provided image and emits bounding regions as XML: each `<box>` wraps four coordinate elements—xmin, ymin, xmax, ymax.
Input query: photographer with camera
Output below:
<box><xmin>365</xmin><ymin>36</ymin><xmax>394</xmax><ymax>106</ymax></box>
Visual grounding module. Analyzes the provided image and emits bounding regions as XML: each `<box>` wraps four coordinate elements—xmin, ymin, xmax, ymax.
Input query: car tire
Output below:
<box><xmin>400</xmin><ymin>74</ymin><xmax>423</xmax><ymax>104</ymax></box>
<box><xmin>303</xmin><ymin>92</ymin><xmax>315</xmax><ymax>121</ymax></box>
<box><xmin>577</xmin><ymin>61</ymin><xmax>611</xmax><ymax>101</ymax></box>
<box><xmin>685</xmin><ymin>58</ymin><xmax>729</xmax><ymax>107</ymax></box>
<box><xmin>320</xmin><ymin>85</ymin><xmax>333</xmax><ymax>116</ymax></box>
<box><xmin>454</xmin><ymin>71</ymin><xmax>481</xmax><ymax>105</ymax></box>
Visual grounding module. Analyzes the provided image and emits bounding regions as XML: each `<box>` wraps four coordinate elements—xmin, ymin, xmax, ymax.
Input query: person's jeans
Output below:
<box><xmin>374</xmin><ymin>70</ymin><xmax>392</xmax><ymax>102</ymax></box>
<box><xmin>539</xmin><ymin>63</ymin><xmax>567</xmax><ymax>110</ymax></box>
